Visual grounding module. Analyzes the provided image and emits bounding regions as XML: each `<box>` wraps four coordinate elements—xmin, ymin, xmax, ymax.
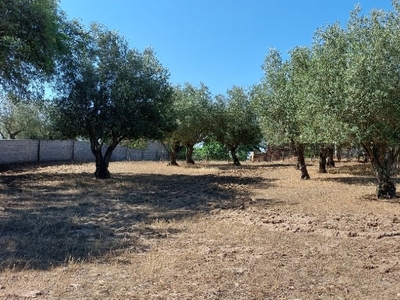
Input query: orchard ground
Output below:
<box><xmin>0</xmin><ymin>160</ymin><xmax>400</xmax><ymax>299</ymax></box>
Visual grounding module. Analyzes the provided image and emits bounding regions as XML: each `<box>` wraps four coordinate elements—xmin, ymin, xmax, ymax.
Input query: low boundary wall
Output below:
<box><xmin>0</xmin><ymin>140</ymin><xmax>168</xmax><ymax>164</ymax></box>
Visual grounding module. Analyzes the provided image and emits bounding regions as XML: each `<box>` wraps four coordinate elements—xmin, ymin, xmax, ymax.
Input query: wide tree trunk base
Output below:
<box><xmin>230</xmin><ymin>148</ymin><xmax>241</xmax><ymax>166</ymax></box>
<box><xmin>327</xmin><ymin>160</ymin><xmax>335</xmax><ymax>168</ymax></box>
<box><xmin>168</xmin><ymin>161</ymin><xmax>179</xmax><ymax>166</ymax></box>
<box><xmin>301</xmin><ymin>173</ymin><xmax>310</xmax><ymax>180</ymax></box>
<box><xmin>233</xmin><ymin>159</ymin><xmax>241</xmax><ymax>166</ymax></box>
<box><xmin>185</xmin><ymin>145</ymin><xmax>195</xmax><ymax>165</ymax></box>
<box><xmin>92</xmin><ymin>145</ymin><xmax>113</xmax><ymax>179</ymax></box>
<box><xmin>94</xmin><ymin>169</ymin><xmax>111</xmax><ymax>179</ymax></box>
<box><xmin>376</xmin><ymin>181</ymin><xmax>396</xmax><ymax>199</ymax></box>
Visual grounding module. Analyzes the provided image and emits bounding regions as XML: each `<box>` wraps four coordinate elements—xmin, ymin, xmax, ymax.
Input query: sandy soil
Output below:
<box><xmin>0</xmin><ymin>160</ymin><xmax>399</xmax><ymax>299</ymax></box>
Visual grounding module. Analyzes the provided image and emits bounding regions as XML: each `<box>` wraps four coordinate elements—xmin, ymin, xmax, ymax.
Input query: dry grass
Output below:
<box><xmin>0</xmin><ymin>160</ymin><xmax>400</xmax><ymax>299</ymax></box>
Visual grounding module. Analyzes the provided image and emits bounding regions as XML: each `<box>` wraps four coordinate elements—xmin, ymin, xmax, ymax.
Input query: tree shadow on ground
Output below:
<box><xmin>328</xmin><ymin>162</ymin><xmax>373</xmax><ymax>176</ymax></box>
<box><xmin>192</xmin><ymin>162</ymin><xmax>296</xmax><ymax>171</ymax></box>
<box><xmin>0</xmin><ymin>168</ymin><xmax>273</xmax><ymax>270</ymax></box>
<box><xmin>319</xmin><ymin>162</ymin><xmax>400</xmax><ymax>186</ymax></box>
<box><xmin>248</xmin><ymin>198</ymin><xmax>299</xmax><ymax>209</ymax></box>
<box><xmin>318</xmin><ymin>176</ymin><xmax>377</xmax><ymax>185</ymax></box>
<box><xmin>359</xmin><ymin>193</ymin><xmax>400</xmax><ymax>202</ymax></box>
<box><xmin>0</xmin><ymin>160</ymin><xmax>80</xmax><ymax>174</ymax></box>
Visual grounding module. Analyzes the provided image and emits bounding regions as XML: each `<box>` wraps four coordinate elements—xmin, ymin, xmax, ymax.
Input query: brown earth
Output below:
<box><xmin>0</xmin><ymin>160</ymin><xmax>399</xmax><ymax>299</ymax></box>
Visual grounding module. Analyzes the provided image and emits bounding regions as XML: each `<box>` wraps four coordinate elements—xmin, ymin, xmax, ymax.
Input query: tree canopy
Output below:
<box><xmin>167</xmin><ymin>83</ymin><xmax>213</xmax><ymax>164</ymax></box>
<box><xmin>54</xmin><ymin>25</ymin><xmax>174</xmax><ymax>178</ymax></box>
<box><xmin>0</xmin><ymin>93</ymin><xmax>52</xmax><ymax>139</ymax></box>
<box><xmin>0</xmin><ymin>0</ymin><xmax>71</xmax><ymax>94</ymax></box>
<box><xmin>253</xmin><ymin>1</ymin><xmax>400</xmax><ymax>197</ymax></box>
<box><xmin>252</xmin><ymin>48</ymin><xmax>312</xmax><ymax>178</ymax></box>
<box><xmin>213</xmin><ymin>86</ymin><xmax>262</xmax><ymax>165</ymax></box>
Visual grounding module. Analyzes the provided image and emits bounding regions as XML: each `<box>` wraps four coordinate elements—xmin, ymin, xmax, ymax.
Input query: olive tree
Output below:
<box><xmin>253</xmin><ymin>48</ymin><xmax>312</xmax><ymax>179</ymax></box>
<box><xmin>339</xmin><ymin>4</ymin><xmax>400</xmax><ymax>198</ymax></box>
<box><xmin>54</xmin><ymin>25</ymin><xmax>174</xmax><ymax>178</ymax></box>
<box><xmin>298</xmin><ymin>25</ymin><xmax>351</xmax><ymax>173</ymax></box>
<box><xmin>254</xmin><ymin>1</ymin><xmax>400</xmax><ymax>196</ymax></box>
<box><xmin>213</xmin><ymin>86</ymin><xmax>262</xmax><ymax>166</ymax></box>
<box><xmin>301</xmin><ymin>1</ymin><xmax>400</xmax><ymax>198</ymax></box>
<box><xmin>167</xmin><ymin>83</ymin><xmax>213</xmax><ymax>165</ymax></box>
<box><xmin>0</xmin><ymin>93</ymin><xmax>53</xmax><ymax>139</ymax></box>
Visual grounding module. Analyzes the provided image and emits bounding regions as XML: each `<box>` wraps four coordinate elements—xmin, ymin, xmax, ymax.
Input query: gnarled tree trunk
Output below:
<box><xmin>318</xmin><ymin>146</ymin><xmax>328</xmax><ymax>173</ymax></box>
<box><xmin>91</xmin><ymin>141</ymin><xmax>115</xmax><ymax>179</ymax></box>
<box><xmin>327</xmin><ymin>145</ymin><xmax>335</xmax><ymax>167</ymax></box>
<box><xmin>364</xmin><ymin>143</ymin><xmax>397</xmax><ymax>199</ymax></box>
<box><xmin>185</xmin><ymin>144</ymin><xmax>195</xmax><ymax>164</ymax></box>
<box><xmin>169</xmin><ymin>140</ymin><xmax>182</xmax><ymax>166</ymax></box>
<box><xmin>336</xmin><ymin>145</ymin><xmax>342</xmax><ymax>162</ymax></box>
<box><xmin>230</xmin><ymin>146</ymin><xmax>241</xmax><ymax>166</ymax></box>
<box><xmin>294</xmin><ymin>142</ymin><xmax>310</xmax><ymax>179</ymax></box>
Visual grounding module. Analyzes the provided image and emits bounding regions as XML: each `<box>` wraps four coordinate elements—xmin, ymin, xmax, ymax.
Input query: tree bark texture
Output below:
<box><xmin>169</xmin><ymin>140</ymin><xmax>182</xmax><ymax>166</ymax></box>
<box><xmin>230</xmin><ymin>147</ymin><xmax>241</xmax><ymax>166</ymax></box>
<box><xmin>294</xmin><ymin>143</ymin><xmax>310</xmax><ymax>179</ymax></box>
<box><xmin>318</xmin><ymin>147</ymin><xmax>328</xmax><ymax>173</ymax></box>
<box><xmin>364</xmin><ymin>143</ymin><xmax>397</xmax><ymax>199</ymax></box>
<box><xmin>91</xmin><ymin>144</ymin><xmax>114</xmax><ymax>179</ymax></box>
<box><xmin>185</xmin><ymin>144</ymin><xmax>195</xmax><ymax>164</ymax></box>
<box><xmin>327</xmin><ymin>146</ymin><xmax>335</xmax><ymax>167</ymax></box>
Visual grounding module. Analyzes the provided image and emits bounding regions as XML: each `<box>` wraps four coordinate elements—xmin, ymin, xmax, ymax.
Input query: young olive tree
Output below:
<box><xmin>54</xmin><ymin>25</ymin><xmax>174</xmax><ymax>178</ymax></box>
<box><xmin>213</xmin><ymin>86</ymin><xmax>262</xmax><ymax>166</ymax></box>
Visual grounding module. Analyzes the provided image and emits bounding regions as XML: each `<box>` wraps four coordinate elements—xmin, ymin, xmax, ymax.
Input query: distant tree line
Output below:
<box><xmin>2</xmin><ymin>0</ymin><xmax>400</xmax><ymax>199</ymax></box>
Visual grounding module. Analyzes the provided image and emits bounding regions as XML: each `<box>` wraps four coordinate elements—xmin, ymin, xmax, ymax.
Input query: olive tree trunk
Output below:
<box><xmin>169</xmin><ymin>140</ymin><xmax>182</xmax><ymax>166</ymax></box>
<box><xmin>318</xmin><ymin>146</ymin><xmax>328</xmax><ymax>173</ymax></box>
<box><xmin>327</xmin><ymin>145</ymin><xmax>335</xmax><ymax>167</ymax></box>
<box><xmin>230</xmin><ymin>146</ymin><xmax>241</xmax><ymax>166</ymax></box>
<box><xmin>364</xmin><ymin>143</ymin><xmax>397</xmax><ymax>199</ymax></box>
<box><xmin>91</xmin><ymin>141</ymin><xmax>115</xmax><ymax>179</ymax></box>
<box><xmin>185</xmin><ymin>144</ymin><xmax>195</xmax><ymax>164</ymax></box>
<box><xmin>294</xmin><ymin>142</ymin><xmax>310</xmax><ymax>179</ymax></box>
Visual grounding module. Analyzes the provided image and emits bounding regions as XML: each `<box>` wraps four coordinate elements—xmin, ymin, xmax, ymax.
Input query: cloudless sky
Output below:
<box><xmin>59</xmin><ymin>0</ymin><xmax>394</xmax><ymax>96</ymax></box>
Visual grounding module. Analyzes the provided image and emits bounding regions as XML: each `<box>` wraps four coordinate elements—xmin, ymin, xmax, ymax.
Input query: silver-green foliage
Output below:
<box><xmin>0</xmin><ymin>94</ymin><xmax>53</xmax><ymax>139</ymax></box>
<box><xmin>0</xmin><ymin>0</ymin><xmax>71</xmax><ymax>93</ymax></box>
<box><xmin>213</xmin><ymin>86</ymin><xmax>262</xmax><ymax>164</ymax></box>
<box><xmin>172</xmin><ymin>83</ymin><xmax>213</xmax><ymax>147</ymax></box>
<box><xmin>54</xmin><ymin>24</ymin><xmax>174</xmax><ymax>177</ymax></box>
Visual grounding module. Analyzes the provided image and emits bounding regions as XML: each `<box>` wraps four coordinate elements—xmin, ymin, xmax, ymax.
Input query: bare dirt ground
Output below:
<box><xmin>0</xmin><ymin>159</ymin><xmax>400</xmax><ymax>299</ymax></box>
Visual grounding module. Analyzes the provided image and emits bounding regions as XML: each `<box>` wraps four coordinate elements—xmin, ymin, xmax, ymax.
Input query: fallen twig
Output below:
<box><xmin>377</xmin><ymin>232</ymin><xmax>400</xmax><ymax>239</ymax></box>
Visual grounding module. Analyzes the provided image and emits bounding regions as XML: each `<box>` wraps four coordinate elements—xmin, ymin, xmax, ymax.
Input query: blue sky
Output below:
<box><xmin>59</xmin><ymin>0</ymin><xmax>394</xmax><ymax>96</ymax></box>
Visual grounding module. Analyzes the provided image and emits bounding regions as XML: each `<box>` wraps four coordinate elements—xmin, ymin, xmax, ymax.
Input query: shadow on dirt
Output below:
<box><xmin>328</xmin><ymin>162</ymin><xmax>372</xmax><ymax>176</ymax></box>
<box><xmin>319</xmin><ymin>162</ymin><xmax>400</xmax><ymax>186</ymax></box>
<box><xmin>0</xmin><ymin>167</ymin><xmax>275</xmax><ymax>270</ymax></box>
<box><xmin>249</xmin><ymin>198</ymin><xmax>299</xmax><ymax>209</ymax></box>
<box><xmin>201</xmin><ymin>162</ymin><xmax>296</xmax><ymax>171</ymax></box>
<box><xmin>318</xmin><ymin>176</ymin><xmax>377</xmax><ymax>185</ymax></box>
